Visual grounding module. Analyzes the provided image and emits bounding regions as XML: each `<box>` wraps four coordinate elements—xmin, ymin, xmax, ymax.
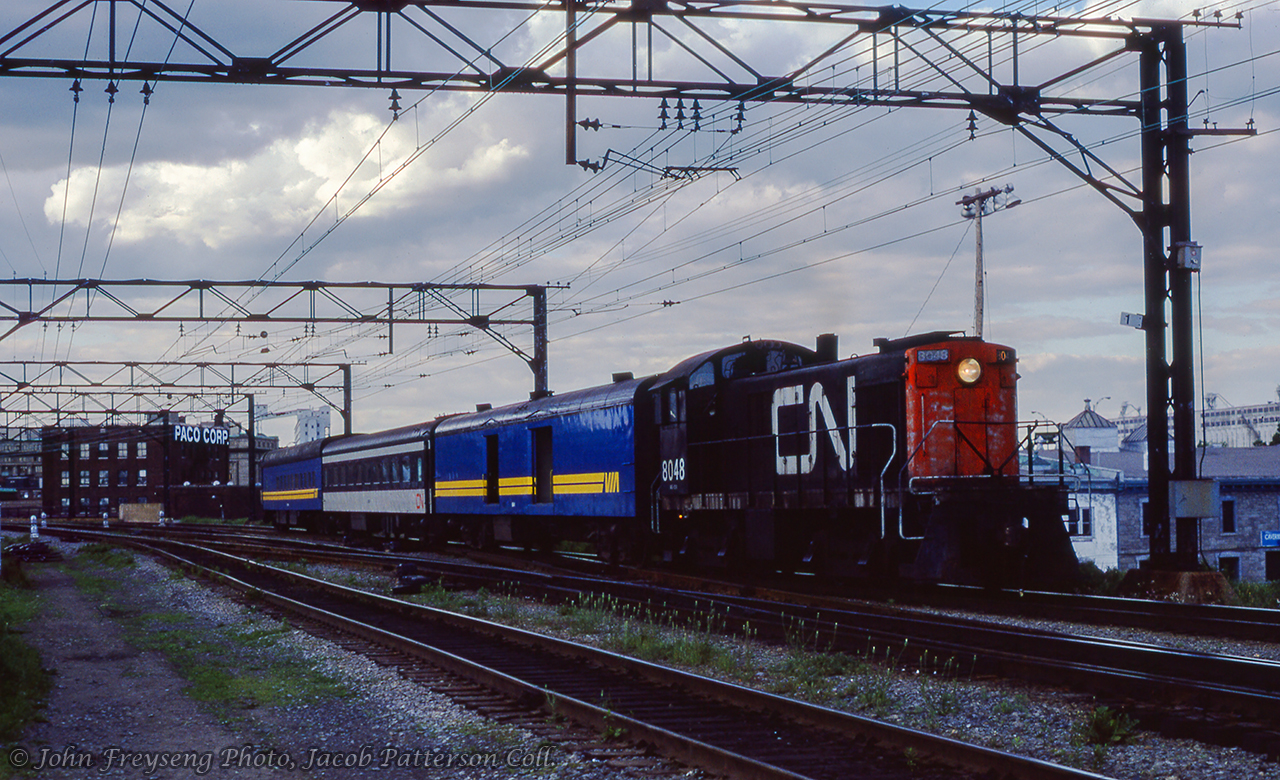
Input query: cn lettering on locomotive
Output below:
<box><xmin>261</xmin><ymin>331</ymin><xmax>1078</xmax><ymax>589</ymax></box>
<box><xmin>770</xmin><ymin>376</ymin><xmax>855</xmax><ymax>475</ymax></box>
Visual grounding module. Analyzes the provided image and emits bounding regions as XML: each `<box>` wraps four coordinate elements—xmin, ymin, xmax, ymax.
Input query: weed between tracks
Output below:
<box><xmin>389</xmin><ymin>568</ymin><xmax>982</xmax><ymax>726</ymax></box>
<box><xmin>286</xmin><ymin>560</ymin><xmax>1268</xmax><ymax>778</ymax></box>
<box><xmin>1234</xmin><ymin>580</ymin><xmax>1280</xmax><ymax>609</ymax></box>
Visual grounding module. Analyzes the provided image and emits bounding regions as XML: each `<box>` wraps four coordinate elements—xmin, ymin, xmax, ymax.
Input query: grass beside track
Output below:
<box><xmin>380</xmin><ymin>571</ymin><xmax>1124</xmax><ymax>771</ymax></box>
<box><xmin>0</xmin><ymin>540</ymin><xmax>52</xmax><ymax>780</ymax></box>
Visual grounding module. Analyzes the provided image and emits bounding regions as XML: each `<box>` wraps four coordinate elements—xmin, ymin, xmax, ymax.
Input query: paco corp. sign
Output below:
<box><xmin>173</xmin><ymin>424</ymin><xmax>231</xmax><ymax>447</ymax></box>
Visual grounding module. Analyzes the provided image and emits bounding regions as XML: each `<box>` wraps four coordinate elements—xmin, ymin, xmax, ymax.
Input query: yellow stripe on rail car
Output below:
<box><xmin>435</xmin><ymin>471</ymin><xmax>622</xmax><ymax>498</ymax></box>
<box><xmin>262</xmin><ymin>489</ymin><xmax>319</xmax><ymax>501</ymax></box>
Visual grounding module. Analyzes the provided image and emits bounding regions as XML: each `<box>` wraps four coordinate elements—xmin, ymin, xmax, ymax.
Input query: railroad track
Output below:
<box><xmin>16</xmin><ymin>523</ymin><xmax>1280</xmax><ymax>759</ymax></box>
<box><xmin>204</xmin><ymin>535</ymin><xmax>1280</xmax><ymax>756</ymax></box>
<box><xmin>31</xmin><ymin>519</ymin><xmax>1280</xmax><ymax>642</ymax></box>
<box><xmin>878</xmin><ymin>584</ymin><xmax>1280</xmax><ymax>643</ymax></box>
<box><xmin>55</xmin><ymin>530</ymin><xmax>1106</xmax><ymax>780</ymax></box>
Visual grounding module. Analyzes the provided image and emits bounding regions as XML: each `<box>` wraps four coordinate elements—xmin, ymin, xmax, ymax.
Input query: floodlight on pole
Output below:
<box><xmin>958</xmin><ymin>185</ymin><xmax>1020</xmax><ymax>339</ymax></box>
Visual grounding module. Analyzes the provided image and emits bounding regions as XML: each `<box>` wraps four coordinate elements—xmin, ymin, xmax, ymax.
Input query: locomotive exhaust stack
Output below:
<box><xmin>816</xmin><ymin>333</ymin><xmax>838</xmax><ymax>363</ymax></box>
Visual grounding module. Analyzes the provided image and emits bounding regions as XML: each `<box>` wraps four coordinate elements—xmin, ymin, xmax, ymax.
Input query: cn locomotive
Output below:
<box><xmin>262</xmin><ymin>332</ymin><xmax>1079</xmax><ymax>588</ymax></box>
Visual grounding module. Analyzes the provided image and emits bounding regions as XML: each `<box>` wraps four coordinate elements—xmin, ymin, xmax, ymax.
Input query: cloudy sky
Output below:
<box><xmin>0</xmin><ymin>0</ymin><xmax>1277</xmax><ymax>443</ymax></box>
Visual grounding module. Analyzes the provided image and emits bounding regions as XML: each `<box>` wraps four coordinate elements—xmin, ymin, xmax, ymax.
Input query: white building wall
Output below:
<box><xmin>1067</xmin><ymin>488</ymin><xmax>1119</xmax><ymax>570</ymax></box>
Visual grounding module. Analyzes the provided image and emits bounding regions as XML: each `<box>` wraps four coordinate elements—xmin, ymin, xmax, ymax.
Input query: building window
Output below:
<box><xmin>61</xmin><ymin>470</ymin><xmax>70</xmax><ymax>488</ymax></box>
<box><xmin>1221</xmin><ymin>499</ymin><xmax>1236</xmax><ymax>534</ymax></box>
<box><xmin>137</xmin><ymin>442</ymin><xmax>147</xmax><ymax>458</ymax></box>
<box><xmin>61</xmin><ymin>497</ymin><xmax>70</xmax><ymax>510</ymax></box>
<box><xmin>137</xmin><ymin>469</ymin><xmax>148</xmax><ymax>487</ymax></box>
<box><xmin>1067</xmin><ymin>507</ymin><xmax>1093</xmax><ymax>537</ymax></box>
<box><xmin>80</xmin><ymin>443</ymin><xmax>90</xmax><ymax>459</ymax></box>
<box><xmin>118</xmin><ymin>442</ymin><xmax>128</xmax><ymax>458</ymax></box>
<box><xmin>118</xmin><ymin>470</ymin><xmax>129</xmax><ymax>487</ymax></box>
<box><xmin>79</xmin><ymin>470</ymin><xmax>90</xmax><ymax>488</ymax></box>
<box><xmin>61</xmin><ymin>443</ymin><xmax>69</xmax><ymax>460</ymax></box>
<box><xmin>98</xmin><ymin>441</ymin><xmax>110</xmax><ymax>455</ymax></box>
<box><xmin>99</xmin><ymin>497</ymin><xmax>111</xmax><ymax>508</ymax></box>
<box><xmin>98</xmin><ymin>470</ymin><xmax>110</xmax><ymax>487</ymax></box>
<box><xmin>79</xmin><ymin>496</ymin><xmax>90</xmax><ymax>509</ymax></box>
<box><xmin>1219</xmin><ymin>555</ymin><xmax>1240</xmax><ymax>581</ymax></box>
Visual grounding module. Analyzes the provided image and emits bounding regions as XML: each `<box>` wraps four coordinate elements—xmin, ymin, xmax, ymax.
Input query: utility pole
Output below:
<box><xmin>957</xmin><ymin>186</ymin><xmax>1020</xmax><ymax>339</ymax></box>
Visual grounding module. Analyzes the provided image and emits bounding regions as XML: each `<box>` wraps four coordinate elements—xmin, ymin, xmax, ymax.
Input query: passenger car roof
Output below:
<box><xmin>260</xmin><ymin>437</ymin><xmax>325</xmax><ymax>466</ymax></box>
<box><xmin>324</xmin><ymin>420</ymin><xmax>438</xmax><ymax>454</ymax></box>
<box><xmin>434</xmin><ymin>375</ymin><xmax>655</xmax><ymax>435</ymax></box>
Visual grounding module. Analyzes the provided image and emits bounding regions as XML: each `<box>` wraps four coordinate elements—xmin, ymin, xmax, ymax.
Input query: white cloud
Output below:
<box><xmin>43</xmin><ymin>109</ymin><xmax>528</xmax><ymax>250</ymax></box>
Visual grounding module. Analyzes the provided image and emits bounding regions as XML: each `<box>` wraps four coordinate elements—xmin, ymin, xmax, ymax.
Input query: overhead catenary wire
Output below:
<box><xmin>14</xmin><ymin>0</ymin><xmax>1275</xmax><ymax>416</ymax></box>
<box><xmin>340</xmin><ymin>0</ymin><xmax>1259</xmax><ymax>389</ymax></box>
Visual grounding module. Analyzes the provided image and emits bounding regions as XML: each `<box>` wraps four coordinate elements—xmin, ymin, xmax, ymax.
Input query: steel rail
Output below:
<box><xmin>27</xmin><ymin>523</ymin><xmax>1280</xmax><ymax>753</ymax></box>
<box><xmin>72</xmin><ymin>531</ymin><xmax>1107</xmax><ymax>780</ymax></box>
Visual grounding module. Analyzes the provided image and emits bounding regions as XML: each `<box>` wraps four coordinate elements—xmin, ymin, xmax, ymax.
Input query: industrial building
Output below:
<box><xmin>1055</xmin><ymin>401</ymin><xmax>1280</xmax><ymax>582</ymax></box>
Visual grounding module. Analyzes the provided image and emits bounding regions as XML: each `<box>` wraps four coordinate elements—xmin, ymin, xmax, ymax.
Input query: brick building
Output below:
<box><xmin>41</xmin><ymin>417</ymin><xmax>232</xmax><ymax>519</ymax></box>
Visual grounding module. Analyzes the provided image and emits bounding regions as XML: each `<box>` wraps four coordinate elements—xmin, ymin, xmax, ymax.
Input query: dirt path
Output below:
<box><xmin>13</xmin><ymin>565</ymin><xmax>281</xmax><ymax>779</ymax></box>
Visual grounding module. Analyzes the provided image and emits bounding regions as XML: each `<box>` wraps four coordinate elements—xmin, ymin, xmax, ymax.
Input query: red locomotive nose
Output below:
<box><xmin>904</xmin><ymin>340</ymin><xmax>1019</xmax><ymax>480</ymax></box>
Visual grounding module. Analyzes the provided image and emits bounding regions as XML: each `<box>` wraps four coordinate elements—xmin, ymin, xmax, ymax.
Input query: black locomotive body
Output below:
<box><xmin>646</xmin><ymin>333</ymin><xmax>1076</xmax><ymax>587</ymax></box>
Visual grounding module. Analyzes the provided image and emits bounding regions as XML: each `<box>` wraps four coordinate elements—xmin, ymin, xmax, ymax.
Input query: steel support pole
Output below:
<box><xmin>565</xmin><ymin>0</ymin><xmax>577</xmax><ymax>165</ymax></box>
<box><xmin>1139</xmin><ymin>33</ymin><xmax>1171</xmax><ymax>564</ymax></box>
<box><xmin>247</xmin><ymin>392</ymin><xmax>258</xmax><ymax>521</ymax></box>
<box><xmin>1165</xmin><ymin>26</ymin><xmax>1199</xmax><ymax>569</ymax></box>
<box><xmin>1139</xmin><ymin>25</ymin><xmax>1198</xmax><ymax>569</ymax></box>
<box><xmin>164</xmin><ymin>411</ymin><xmax>172</xmax><ymax>518</ymax></box>
<box><xmin>530</xmin><ymin>287</ymin><xmax>549</xmax><ymax>398</ymax></box>
<box><xmin>342</xmin><ymin>365</ymin><xmax>353</xmax><ymax>434</ymax></box>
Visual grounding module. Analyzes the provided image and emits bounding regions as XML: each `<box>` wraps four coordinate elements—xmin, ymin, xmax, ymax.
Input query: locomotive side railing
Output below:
<box><xmin>663</xmin><ymin>416</ymin><xmax>1083</xmax><ymax>552</ymax></box>
<box><xmin>903</xmin><ymin>418</ymin><xmax>1084</xmax><ymax>492</ymax></box>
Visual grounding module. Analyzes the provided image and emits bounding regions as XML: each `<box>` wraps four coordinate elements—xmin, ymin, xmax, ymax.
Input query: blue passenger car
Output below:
<box><xmin>433</xmin><ymin>374</ymin><xmax>656</xmax><ymax>550</ymax></box>
<box><xmin>261</xmin><ymin>438</ymin><xmax>324</xmax><ymax>528</ymax></box>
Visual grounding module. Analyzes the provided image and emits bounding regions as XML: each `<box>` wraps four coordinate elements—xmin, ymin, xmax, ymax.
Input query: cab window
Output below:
<box><xmin>689</xmin><ymin>362</ymin><xmax>715</xmax><ymax>389</ymax></box>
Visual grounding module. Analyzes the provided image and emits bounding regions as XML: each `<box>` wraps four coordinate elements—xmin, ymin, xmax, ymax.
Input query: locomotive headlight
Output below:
<box><xmin>956</xmin><ymin>358</ymin><xmax>982</xmax><ymax>384</ymax></box>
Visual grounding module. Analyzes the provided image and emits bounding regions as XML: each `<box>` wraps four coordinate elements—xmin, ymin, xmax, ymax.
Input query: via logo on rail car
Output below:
<box><xmin>771</xmin><ymin>376</ymin><xmax>856</xmax><ymax>476</ymax></box>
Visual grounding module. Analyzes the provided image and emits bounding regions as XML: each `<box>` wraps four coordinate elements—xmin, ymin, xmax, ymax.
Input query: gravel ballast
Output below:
<box><xmin>289</xmin><ymin>558</ymin><xmax>1279</xmax><ymax>780</ymax></box>
<box><xmin>6</xmin><ymin>539</ymin><xmax>688</xmax><ymax>780</ymax></box>
<box><xmin>7</xmin><ymin>537</ymin><xmax>1278</xmax><ymax>780</ymax></box>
